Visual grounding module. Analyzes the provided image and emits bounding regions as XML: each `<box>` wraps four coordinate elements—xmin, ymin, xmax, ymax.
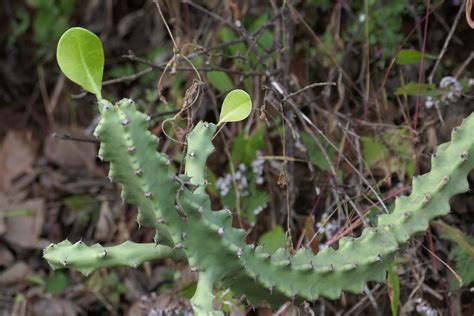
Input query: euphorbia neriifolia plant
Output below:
<box><xmin>44</xmin><ymin>27</ymin><xmax>474</xmax><ymax>315</ymax></box>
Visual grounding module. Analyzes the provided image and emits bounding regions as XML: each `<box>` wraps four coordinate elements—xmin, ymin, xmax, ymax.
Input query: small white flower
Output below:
<box><xmin>425</xmin><ymin>96</ymin><xmax>434</xmax><ymax>109</ymax></box>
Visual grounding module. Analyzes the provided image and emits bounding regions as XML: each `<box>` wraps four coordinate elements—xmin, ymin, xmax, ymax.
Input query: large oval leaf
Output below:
<box><xmin>217</xmin><ymin>89</ymin><xmax>252</xmax><ymax>126</ymax></box>
<box><xmin>57</xmin><ymin>27</ymin><xmax>104</xmax><ymax>100</ymax></box>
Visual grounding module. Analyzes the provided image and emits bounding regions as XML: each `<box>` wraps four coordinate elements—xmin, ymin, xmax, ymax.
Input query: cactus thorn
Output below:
<box><xmin>441</xmin><ymin>176</ymin><xmax>449</xmax><ymax>185</ymax></box>
<box><xmin>422</xmin><ymin>194</ymin><xmax>431</xmax><ymax>204</ymax></box>
<box><xmin>461</xmin><ymin>152</ymin><xmax>468</xmax><ymax>161</ymax></box>
<box><xmin>62</xmin><ymin>260</ymin><xmax>68</xmax><ymax>267</ymax></box>
<box><xmin>132</xmin><ymin>264</ymin><xmax>138</xmax><ymax>269</ymax></box>
<box><xmin>203</xmin><ymin>122</ymin><xmax>209</xmax><ymax>128</ymax></box>
<box><xmin>99</xmin><ymin>249</ymin><xmax>107</xmax><ymax>258</ymax></box>
<box><xmin>190</xmin><ymin>266</ymin><xmax>199</xmax><ymax>272</ymax></box>
<box><xmin>102</xmin><ymin>104</ymin><xmax>110</xmax><ymax>111</ymax></box>
<box><xmin>351</xmin><ymin>262</ymin><xmax>358</xmax><ymax>269</ymax></box>
<box><xmin>402</xmin><ymin>212</ymin><xmax>411</xmax><ymax>220</ymax></box>
<box><xmin>127</xmin><ymin>146</ymin><xmax>136</xmax><ymax>153</ymax></box>
<box><xmin>134</xmin><ymin>169</ymin><xmax>142</xmax><ymax>176</ymax></box>
<box><xmin>181</xmin><ymin>232</ymin><xmax>188</xmax><ymax>240</ymax></box>
<box><xmin>329</xmin><ymin>264</ymin><xmax>335</xmax><ymax>272</ymax></box>
<box><xmin>97</xmin><ymin>155</ymin><xmax>103</xmax><ymax>161</ymax></box>
<box><xmin>384</xmin><ymin>224</ymin><xmax>394</xmax><ymax>230</ymax></box>
<box><xmin>174</xmin><ymin>243</ymin><xmax>184</xmax><ymax>249</ymax></box>
<box><xmin>375</xmin><ymin>254</ymin><xmax>383</xmax><ymax>262</ymax></box>
<box><xmin>236</xmin><ymin>248</ymin><xmax>243</xmax><ymax>258</ymax></box>
<box><xmin>217</xmin><ymin>227</ymin><xmax>224</xmax><ymax>237</ymax></box>
<box><xmin>188</xmin><ymin>151</ymin><xmax>196</xmax><ymax>158</ymax></box>
<box><xmin>156</xmin><ymin>218</ymin><xmax>166</xmax><ymax>224</ymax></box>
<box><xmin>121</xmin><ymin>119</ymin><xmax>129</xmax><ymax>126</ymax></box>
<box><xmin>197</xmin><ymin>206</ymin><xmax>204</xmax><ymax>214</ymax></box>
<box><xmin>145</xmin><ymin>192</ymin><xmax>153</xmax><ymax>198</ymax></box>
<box><xmin>128</xmin><ymin>99</ymin><xmax>134</xmax><ymax>104</ymax></box>
<box><xmin>146</xmin><ymin>115</ymin><xmax>151</xmax><ymax>122</ymax></box>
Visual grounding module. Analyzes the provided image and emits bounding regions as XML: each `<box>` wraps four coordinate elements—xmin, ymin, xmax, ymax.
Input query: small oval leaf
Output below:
<box><xmin>217</xmin><ymin>89</ymin><xmax>252</xmax><ymax>125</ymax></box>
<box><xmin>396</xmin><ymin>49</ymin><xmax>423</xmax><ymax>65</ymax></box>
<box><xmin>57</xmin><ymin>27</ymin><xmax>104</xmax><ymax>100</ymax></box>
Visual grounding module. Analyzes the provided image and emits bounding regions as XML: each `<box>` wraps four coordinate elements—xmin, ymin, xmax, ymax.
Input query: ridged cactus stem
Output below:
<box><xmin>177</xmin><ymin>113</ymin><xmax>474</xmax><ymax>307</ymax></box>
<box><xmin>45</xmin><ymin>99</ymin><xmax>474</xmax><ymax>314</ymax></box>
<box><xmin>191</xmin><ymin>270</ymin><xmax>223</xmax><ymax>316</ymax></box>
<box><xmin>94</xmin><ymin>99</ymin><xmax>176</xmax><ymax>246</ymax></box>
<box><xmin>43</xmin><ymin>240</ymin><xmax>186</xmax><ymax>276</ymax></box>
<box><xmin>185</xmin><ymin>122</ymin><xmax>217</xmax><ymax>195</ymax></box>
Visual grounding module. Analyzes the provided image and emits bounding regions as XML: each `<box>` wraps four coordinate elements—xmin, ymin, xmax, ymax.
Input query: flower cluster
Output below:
<box><xmin>425</xmin><ymin>76</ymin><xmax>474</xmax><ymax>109</ymax></box>
<box><xmin>216</xmin><ymin>152</ymin><xmax>266</xmax><ymax>197</ymax></box>
<box><xmin>414</xmin><ymin>298</ymin><xmax>438</xmax><ymax>316</ymax></box>
<box><xmin>251</xmin><ymin>150</ymin><xmax>265</xmax><ymax>185</ymax></box>
<box><xmin>315</xmin><ymin>211</ymin><xmax>346</xmax><ymax>240</ymax></box>
<box><xmin>216</xmin><ymin>163</ymin><xmax>249</xmax><ymax>197</ymax></box>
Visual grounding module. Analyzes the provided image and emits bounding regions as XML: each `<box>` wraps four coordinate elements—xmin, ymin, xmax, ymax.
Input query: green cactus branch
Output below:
<box><xmin>184</xmin><ymin>121</ymin><xmax>217</xmax><ymax>195</ymax></box>
<box><xmin>43</xmin><ymin>240</ymin><xmax>186</xmax><ymax>276</ymax></box>
<box><xmin>95</xmin><ymin>99</ymin><xmax>181</xmax><ymax>247</ymax></box>
<box><xmin>178</xmin><ymin>112</ymin><xmax>474</xmax><ymax>310</ymax></box>
<box><xmin>44</xmin><ymin>97</ymin><xmax>474</xmax><ymax>315</ymax></box>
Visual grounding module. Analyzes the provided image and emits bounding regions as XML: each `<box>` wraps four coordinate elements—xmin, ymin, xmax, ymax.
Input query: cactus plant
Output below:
<box><xmin>44</xmin><ymin>27</ymin><xmax>474</xmax><ymax>315</ymax></box>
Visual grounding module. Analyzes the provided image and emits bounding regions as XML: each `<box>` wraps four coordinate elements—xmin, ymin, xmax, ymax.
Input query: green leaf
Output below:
<box><xmin>362</xmin><ymin>129</ymin><xmax>415</xmax><ymax>178</ymax></box>
<box><xmin>231</xmin><ymin>127</ymin><xmax>265</xmax><ymax>165</ymax></box>
<box><xmin>217</xmin><ymin>89</ymin><xmax>252</xmax><ymax>126</ymax></box>
<box><xmin>395</xmin><ymin>82</ymin><xmax>440</xmax><ymax>97</ymax></box>
<box><xmin>300</xmin><ymin>132</ymin><xmax>335</xmax><ymax>171</ymax></box>
<box><xmin>387</xmin><ymin>264</ymin><xmax>400</xmax><ymax>316</ymax></box>
<box><xmin>396</xmin><ymin>49</ymin><xmax>423</xmax><ymax>65</ymax></box>
<box><xmin>259</xmin><ymin>226</ymin><xmax>287</xmax><ymax>254</ymax></box>
<box><xmin>46</xmin><ymin>271</ymin><xmax>69</xmax><ymax>295</ymax></box>
<box><xmin>208</xmin><ymin>71</ymin><xmax>234</xmax><ymax>93</ymax></box>
<box><xmin>57</xmin><ymin>27</ymin><xmax>104</xmax><ymax>99</ymax></box>
<box><xmin>396</xmin><ymin>49</ymin><xmax>436</xmax><ymax>65</ymax></box>
<box><xmin>434</xmin><ymin>220</ymin><xmax>474</xmax><ymax>287</ymax></box>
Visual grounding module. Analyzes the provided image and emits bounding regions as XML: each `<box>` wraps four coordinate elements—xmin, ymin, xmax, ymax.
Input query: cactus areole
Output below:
<box><xmin>44</xmin><ymin>27</ymin><xmax>474</xmax><ymax>315</ymax></box>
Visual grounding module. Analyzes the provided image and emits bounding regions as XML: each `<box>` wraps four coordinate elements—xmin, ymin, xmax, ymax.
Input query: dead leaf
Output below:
<box><xmin>0</xmin><ymin>130</ymin><xmax>38</xmax><ymax>192</ymax></box>
<box><xmin>467</xmin><ymin>0</ymin><xmax>474</xmax><ymax>29</ymax></box>
<box><xmin>0</xmin><ymin>244</ymin><xmax>14</xmax><ymax>267</ymax></box>
<box><xmin>33</xmin><ymin>297</ymin><xmax>79</xmax><ymax>316</ymax></box>
<box><xmin>0</xmin><ymin>262</ymin><xmax>31</xmax><ymax>284</ymax></box>
<box><xmin>44</xmin><ymin>126</ymin><xmax>96</xmax><ymax>170</ymax></box>
<box><xmin>0</xmin><ymin>198</ymin><xmax>46</xmax><ymax>249</ymax></box>
<box><xmin>426</xmin><ymin>126</ymin><xmax>438</xmax><ymax>152</ymax></box>
<box><xmin>303</xmin><ymin>215</ymin><xmax>320</xmax><ymax>254</ymax></box>
<box><xmin>94</xmin><ymin>200</ymin><xmax>117</xmax><ymax>242</ymax></box>
<box><xmin>127</xmin><ymin>292</ymin><xmax>191</xmax><ymax>316</ymax></box>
